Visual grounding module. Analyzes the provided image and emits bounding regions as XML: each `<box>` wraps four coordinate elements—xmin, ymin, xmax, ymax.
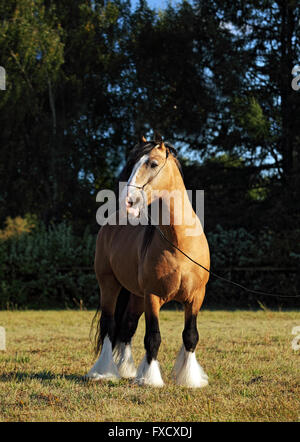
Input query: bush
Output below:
<box><xmin>0</xmin><ymin>220</ymin><xmax>299</xmax><ymax>309</ymax></box>
<box><xmin>0</xmin><ymin>221</ymin><xmax>98</xmax><ymax>309</ymax></box>
<box><xmin>0</xmin><ymin>214</ymin><xmax>37</xmax><ymax>240</ymax></box>
<box><xmin>205</xmin><ymin>225</ymin><xmax>300</xmax><ymax>308</ymax></box>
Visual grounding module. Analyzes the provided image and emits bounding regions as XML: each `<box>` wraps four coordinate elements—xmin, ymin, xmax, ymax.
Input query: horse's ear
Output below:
<box><xmin>154</xmin><ymin>131</ymin><xmax>167</xmax><ymax>152</ymax></box>
<box><xmin>158</xmin><ymin>142</ymin><xmax>166</xmax><ymax>152</ymax></box>
<box><xmin>154</xmin><ymin>131</ymin><xmax>163</xmax><ymax>145</ymax></box>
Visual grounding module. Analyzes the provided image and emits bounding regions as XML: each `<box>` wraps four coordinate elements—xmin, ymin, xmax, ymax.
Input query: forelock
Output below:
<box><xmin>118</xmin><ymin>140</ymin><xmax>182</xmax><ymax>183</ymax></box>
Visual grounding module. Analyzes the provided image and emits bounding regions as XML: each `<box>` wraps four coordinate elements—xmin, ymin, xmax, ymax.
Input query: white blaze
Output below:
<box><xmin>127</xmin><ymin>154</ymin><xmax>149</xmax><ymax>188</ymax></box>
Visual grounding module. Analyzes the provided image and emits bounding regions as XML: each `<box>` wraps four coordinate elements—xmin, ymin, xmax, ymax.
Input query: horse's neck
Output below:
<box><xmin>158</xmin><ymin>165</ymin><xmax>202</xmax><ymax>247</ymax></box>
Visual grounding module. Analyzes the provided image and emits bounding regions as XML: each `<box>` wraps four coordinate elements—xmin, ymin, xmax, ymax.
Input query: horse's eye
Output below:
<box><xmin>150</xmin><ymin>161</ymin><xmax>158</xmax><ymax>168</ymax></box>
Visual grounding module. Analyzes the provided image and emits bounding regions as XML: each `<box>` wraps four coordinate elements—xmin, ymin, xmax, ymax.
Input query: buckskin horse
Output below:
<box><xmin>86</xmin><ymin>134</ymin><xmax>210</xmax><ymax>387</ymax></box>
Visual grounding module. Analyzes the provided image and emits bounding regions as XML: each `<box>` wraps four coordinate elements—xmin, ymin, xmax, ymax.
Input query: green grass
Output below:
<box><xmin>0</xmin><ymin>309</ymin><xmax>299</xmax><ymax>422</ymax></box>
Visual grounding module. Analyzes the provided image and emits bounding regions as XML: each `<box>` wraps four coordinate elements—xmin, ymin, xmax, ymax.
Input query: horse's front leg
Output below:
<box><xmin>173</xmin><ymin>287</ymin><xmax>208</xmax><ymax>388</ymax></box>
<box><xmin>135</xmin><ymin>293</ymin><xmax>164</xmax><ymax>387</ymax></box>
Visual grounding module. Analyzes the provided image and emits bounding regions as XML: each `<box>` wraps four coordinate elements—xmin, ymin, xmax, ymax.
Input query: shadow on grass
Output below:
<box><xmin>0</xmin><ymin>371</ymin><xmax>87</xmax><ymax>384</ymax></box>
<box><xmin>0</xmin><ymin>371</ymin><xmax>130</xmax><ymax>387</ymax></box>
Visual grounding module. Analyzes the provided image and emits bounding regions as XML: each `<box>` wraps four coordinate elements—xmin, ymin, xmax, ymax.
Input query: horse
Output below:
<box><xmin>86</xmin><ymin>134</ymin><xmax>210</xmax><ymax>387</ymax></box>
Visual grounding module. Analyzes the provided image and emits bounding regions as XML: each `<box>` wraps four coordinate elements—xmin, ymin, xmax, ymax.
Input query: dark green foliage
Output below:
<box><xmin>0</xmin><ymin>223</ymin><xmax>299</xmax><ymax>309</ymax></box>
<box><xmin>1</xmin><ymin>0</ymin><xmax>299</xmax><ymax>232</ymax></box>
<box><xmin>0</xmin><ymin>1</ymin><xmax>299</xmax><ymax>309</ymax></box>
<box><xmin>0</xmin><ymin>223</ymin><xmax>98</xmax><ymax>309</ymax></box>
<box><xmin>205</xmin><ymin>226</ymin><xmax>300</xmax><ymax>308</ymax></box>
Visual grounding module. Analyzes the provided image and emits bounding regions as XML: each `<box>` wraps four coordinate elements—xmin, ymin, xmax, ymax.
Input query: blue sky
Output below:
<box><xmin>131</xmin><ymin>0</ymin><xmax>184</xmax><ymax>10</ymax></box>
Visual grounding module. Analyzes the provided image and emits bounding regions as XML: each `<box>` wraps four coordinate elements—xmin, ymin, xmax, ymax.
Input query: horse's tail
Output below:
<box><xmin>90</xmin><ymin>287</ymin><xmax>130</xmax><ymax>357</ymax></box>
<box><xmin>90</xmin><ymin>300</ymin><xmax>102</xmax><ymax>357</ymax></box>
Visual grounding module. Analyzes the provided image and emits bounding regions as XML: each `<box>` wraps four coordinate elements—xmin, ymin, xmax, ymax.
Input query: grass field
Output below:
<box><xmin>0</xmin><ymin>308</ymin><xmax>299</xmax><ymax>422</ymax></box>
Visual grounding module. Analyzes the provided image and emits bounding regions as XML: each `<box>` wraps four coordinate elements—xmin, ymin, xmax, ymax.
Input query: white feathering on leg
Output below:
<box><xmin>173</xmin><ymin>344</ymin><xmax>208</xmax><ymax>388</ymax></box>
<box><xmin>113</xmin><ymin>341</ymin><xmax>137</xmax><ymax>378</ymax></box>
<box><xmin>135</xmin><ymin>355</ymin><xmax>164</xmax><ymax>387</ymax></box>
<box><xmin>85</xmin><ymin>336</ymin><xmax>120</xmax><ymax>380</ymax></box>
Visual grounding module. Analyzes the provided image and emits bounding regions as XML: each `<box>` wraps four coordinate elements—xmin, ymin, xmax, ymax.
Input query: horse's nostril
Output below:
<box><xmin>126</xmin><ymin>196</ymin><xmax>133</xmax><ymax>208</ymax></box>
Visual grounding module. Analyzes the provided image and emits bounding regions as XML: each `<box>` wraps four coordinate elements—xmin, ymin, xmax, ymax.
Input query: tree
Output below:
<box><xmin>0</xmin><ymin>0</ymin><xmax>129</xmax><ymax>230</ymax></box>
<box><xmin>1</xmin><ymin>0</ymin><xmax>299</xmax><ymax>235</ymax></box>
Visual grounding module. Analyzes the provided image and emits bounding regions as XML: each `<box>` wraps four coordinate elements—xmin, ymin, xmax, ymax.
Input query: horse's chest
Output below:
<box><xmin>140</xmin><ymin>253</ymin><xmax>197</xmax><ymax>300</ymax></box>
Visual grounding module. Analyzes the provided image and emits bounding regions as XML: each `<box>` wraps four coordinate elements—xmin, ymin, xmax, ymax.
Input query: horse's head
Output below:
<box><xmin>125</xmin><ymin>134</ymin><xmax>180</xmax><ymax>219</ymax></box>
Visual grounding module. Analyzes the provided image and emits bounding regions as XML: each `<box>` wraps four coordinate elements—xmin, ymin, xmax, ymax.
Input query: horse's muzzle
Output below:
<box><xmin>125</xmin><ymin>196</ymin><xmax>133</xmax><ymax>208</ymax></box>
<box><xmin>125</xmin><ymin>194</ymin><xmax>141</xmax><ymax>218</ymax></box>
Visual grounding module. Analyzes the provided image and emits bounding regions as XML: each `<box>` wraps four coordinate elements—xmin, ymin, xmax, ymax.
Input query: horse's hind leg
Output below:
<box><xmin>86</xmin><ymin>274</ymin><xmax>121</xmax><ymax>381</ymax></box>
<box><xmin>173</xmin><ymin>288</ymin><xmax>208</xmax><ymax>388</ymax></box>
<box><xmin>113</xmin><ymin>294</ymin><xmax>144</xmax><ymax>378</ymax></box>
<box><xmin>135</xmin><ymin>294</ymin><xmax>164</xmax><ymax>387</ymax></box>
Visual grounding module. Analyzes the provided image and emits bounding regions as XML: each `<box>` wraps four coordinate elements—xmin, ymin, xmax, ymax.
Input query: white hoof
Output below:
<box><xmin>173</xmin><ymin>344</ymin><xmax>208</xmax><ymax>388</ymax></box>
<box><xmin>113</xmin><ymin>341</ymin><xmax>137</xmax><ymax>378</ymax></box>
<box><xmin>85</xmin><ymin>336</ymin><xmax>120</xmax><ymax>381</ymax></box>
<box><xmin>135</xmin><ymin>355</ymin><xmax>164</xmax><ymax>387</ymax></box>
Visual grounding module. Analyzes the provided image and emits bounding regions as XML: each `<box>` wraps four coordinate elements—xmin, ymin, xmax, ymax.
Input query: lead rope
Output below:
<box><xmin>148</xmin><ymin>214</ymin><xmax>300</xmax><ymax>299</ymax></box>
